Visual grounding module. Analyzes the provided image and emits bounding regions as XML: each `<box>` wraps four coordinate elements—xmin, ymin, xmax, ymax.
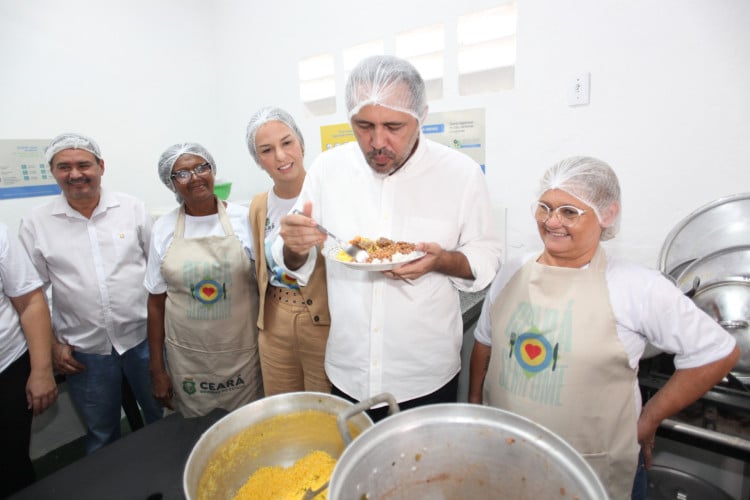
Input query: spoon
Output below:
<box><xmin>291</xmin><ymin>209</ymin><xmax>368</xmax><ymax>263</ymax></box>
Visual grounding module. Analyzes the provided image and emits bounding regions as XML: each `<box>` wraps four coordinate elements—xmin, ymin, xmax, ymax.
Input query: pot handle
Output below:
<box><xmin>336</xmin><ymin>392</ymin><xmax>400</xmax><ymax>446</ymax></box>
<box><xmin>684</xmin><ymin>276</ymin><xmax>701</xmax><ymax>298</ymax></box>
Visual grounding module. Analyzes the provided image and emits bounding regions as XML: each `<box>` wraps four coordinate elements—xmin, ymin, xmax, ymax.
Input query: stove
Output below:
<box><xmin>638</xmin><ymin>353</ymin><xmax>750</xmax><ymax>462</ymax></box>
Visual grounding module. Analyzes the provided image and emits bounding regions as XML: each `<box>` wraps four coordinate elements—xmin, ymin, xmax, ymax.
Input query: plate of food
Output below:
<box><xmin>327</xmin><ymin>236</ymin><xmax>425</xmax><ymax>271</ymax></box>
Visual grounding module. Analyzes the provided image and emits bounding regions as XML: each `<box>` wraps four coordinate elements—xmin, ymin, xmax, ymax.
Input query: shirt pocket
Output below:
<box><xmin>111</xmin><ymin>229</ymin><xmax>139</xmax><ymax>259</ymax></box>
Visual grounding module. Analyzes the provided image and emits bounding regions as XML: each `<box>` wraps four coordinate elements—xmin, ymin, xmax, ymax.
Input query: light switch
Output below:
<box><xmin>567</xmin><ymin>72</ymin><xmax>590</xmax><ymax>106</ymax></box>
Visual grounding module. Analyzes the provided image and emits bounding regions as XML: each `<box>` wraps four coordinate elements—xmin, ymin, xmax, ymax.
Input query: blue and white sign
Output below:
<box><xmin>0</xmin><ymin>139</ymin><xmax>60</xmax><ymax>200</ymax></box>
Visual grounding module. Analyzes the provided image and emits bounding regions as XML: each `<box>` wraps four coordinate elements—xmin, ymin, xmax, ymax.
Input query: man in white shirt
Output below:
<box><xmin>18</xmin><ymin>133</ymin><xmax>162</xmax><ymax>454</ymax></box>
<box><xmin>275</xmin><ymin>55</ymin><xmax>503</xmax><ymax>420</ymax></box>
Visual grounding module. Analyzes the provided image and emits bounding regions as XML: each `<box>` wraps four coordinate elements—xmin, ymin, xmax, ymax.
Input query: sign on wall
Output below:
<box><xmin>320</xmin><ymin>108</ymin><xmax>486</xmax><ymax>172</ymax></box>
<box><xmin>0</xmin><ymin>139</ymin><xmax>59</xmax><ymax>200</ymax></box>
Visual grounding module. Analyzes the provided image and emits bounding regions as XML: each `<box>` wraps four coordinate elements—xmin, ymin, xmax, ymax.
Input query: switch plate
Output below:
<box><xmin>567</xmin><ymin>72</ymin><xmax>590</xmax><ymax>106</ymax></box>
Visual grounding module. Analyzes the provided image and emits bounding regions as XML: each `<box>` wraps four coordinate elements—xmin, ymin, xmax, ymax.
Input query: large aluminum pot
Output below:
<box><xmin>328</xmin><ymin>403</ymin><xmax>608</xmax><ymax>500</ymax></box>
<box><xmin>183</xmin><ymin>392</ymin><xmax>374</xmax><ymax>500</ymax></box>
<box><xmin>658</xmin><ymin>193</ymin><xmax>750</xmax><ymax>279</ymax></box>
<box><xmin>690</xmin><ymin>280</ymin><xmax>750</xmax><ymax>377</ymax></box>
<box><xmin>674</xmin><ymin>245</ymin><xmax>750</xmax><ymax>292</ymax></box>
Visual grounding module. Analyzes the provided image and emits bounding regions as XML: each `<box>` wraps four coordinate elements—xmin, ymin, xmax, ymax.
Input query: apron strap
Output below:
<box><xmin>174</xmin><ymin>197</ymin><xmax>234</xmax><ymax>239</ymax></box>
<box><xmin>216</xmin><ymin>198</ymin><xmax>235</xmax><ymax>236</ymax></box>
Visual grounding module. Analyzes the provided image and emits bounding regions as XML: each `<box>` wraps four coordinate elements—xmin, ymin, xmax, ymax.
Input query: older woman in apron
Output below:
<box><xmin>469</xmin><ymin>157</ymin><xmax>739</xmax><ymax>499</ymax></box>
<box><xmin>145</xmin><ymin>143</ymin><xmax>263</xmax><ymax>417</ymax></box>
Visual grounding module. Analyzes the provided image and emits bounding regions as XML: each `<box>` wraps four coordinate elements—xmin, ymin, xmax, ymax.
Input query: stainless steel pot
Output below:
<box><xmin>327</xmin><ymin>403</ymin><xmax>608</xmax><ymax>500</ymax></box>
<box><xmin>658</xmin><ymin>193</ymin><xmax>750</xmax><ymax>279</ymax></box>
<box><xmin>675</xmin><ymin>245</ymin><xmax>750</xmax><ymax>292</ymax></box>
<box><xmin>690</xmin><ymin>280</ymin><xmax>750</xmax><ymax>376</ymax></box>
<box><xmin>182</xmin><ymin>392</ymin><xmax>375</xmax><ymax>500</ymax></box>
<box><xmin>646</xmin><ymin>465</ymin><xmax>734</xmax><ymax>500</ymax></box>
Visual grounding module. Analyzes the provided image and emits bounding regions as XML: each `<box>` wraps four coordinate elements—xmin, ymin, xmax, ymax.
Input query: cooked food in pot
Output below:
<box><xmin>233</xmin><ymin>450</ymin><xmax>335</xmax><ymax>499</ymax></box>
<box><xmin>196</xmin><ymin>409</ymin><xmax>360</xmax><ymax>500</ymax></box>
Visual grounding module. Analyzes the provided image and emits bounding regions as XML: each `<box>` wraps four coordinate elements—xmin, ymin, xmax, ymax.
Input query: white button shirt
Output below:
<box><xmin>19</xmin><ymin>189</ymin><xmax>152</xmax><ymax>355</ymax></box>
<box><xmin>273</xmin><ymin>136</ymin><xmax>503</xmax><ymax>402</ymax></box>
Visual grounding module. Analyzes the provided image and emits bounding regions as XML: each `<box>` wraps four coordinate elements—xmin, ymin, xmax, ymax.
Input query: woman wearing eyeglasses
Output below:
<box><xmin>468</xmin><ymin>156</ymin><xmax>738</xmax><ymax>499</ymax></box>
<box><xmin>144</xmin><ymin>143</ymin><xmax>263</xmax><ymax>417</ymax></box>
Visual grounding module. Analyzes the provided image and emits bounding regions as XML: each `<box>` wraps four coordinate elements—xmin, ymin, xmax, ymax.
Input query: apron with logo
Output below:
<box><xmin>484</xmin><ymin>248</ymin><xmax>638</xmax><ymax>499</ymax></box>
<box><xmin>162</xmin><ymin>202</ymin><xmax>263</xmax><ymax>417</ymax></box>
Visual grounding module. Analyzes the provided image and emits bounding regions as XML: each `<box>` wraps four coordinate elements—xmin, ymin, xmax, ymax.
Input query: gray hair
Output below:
<box><xmin>157</xmin><ymin>143</ymin><xmax>216</xmax><ymax>203</ymax></box>
<box><xmin>245</xmin><ymin>107</ymin><xmax>305</xmax><ymax>166</ymax></box>
<box><xmin>45</xmin><ymin>132</ymin><xmax>102</xmax><ymax>165</ymax></box>
<box><xmin>538</xmin><ymin>156</ymin><xmax>622</xmax><ymax>241</ymax></box>
<box><xmin>345</xmin><ymin>55</ymin><xmax>427</xmax><ymax>124</ymax></box>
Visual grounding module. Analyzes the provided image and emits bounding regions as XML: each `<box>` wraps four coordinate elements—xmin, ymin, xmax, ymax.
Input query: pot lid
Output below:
<box><xmin>658</xmin><ymin>193</ymin><xmax>750</xmax><ymax>278</ymax></box>
<box><xmin>675</xmin><ymin>244</ymin><xmax>750</xmax><ymax>292</ymax></box>
<box><xmin>646</xmin><ymin>465</ymin><xmax>734</xmax><ymax>500</ymax></box>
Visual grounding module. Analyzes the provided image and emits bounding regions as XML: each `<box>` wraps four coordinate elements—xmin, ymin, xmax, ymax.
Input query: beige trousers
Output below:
<box><xmin>258</xmin><ymin>286</ymin><xmax>331</xmax><ymax>395</ymax></box>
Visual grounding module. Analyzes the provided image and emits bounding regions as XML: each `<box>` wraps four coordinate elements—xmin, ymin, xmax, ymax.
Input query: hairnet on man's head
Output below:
<box><xmin>46</xmin><ymin>132</ymin><xmax>102</xmax><ymax>165</ymax></box>
<box><xmin>345</xmin><ymin>55</ymin><xmax>427</xmax><ymax>124</ymax></box>
<box><xmin>157</xmin><ymin>143</ymin><xmax>216</xmax><ymax>202</ymax></box>
<box><xmin>538</xmin><ymin>156</ymin><xmax>622</xmax><ymax>241</ymax></box>
<box><xmin>245</xmin><ymin>107</ymin><xmax>305</xmax><ymax>166</ymax></box>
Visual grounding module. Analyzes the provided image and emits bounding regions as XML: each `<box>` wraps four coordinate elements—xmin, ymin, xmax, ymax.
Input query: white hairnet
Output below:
<box><xmin>537</xmin><ymin>156</ymin><xmax>622</xmax><ymax>241</ymax></box>
<box><xmin>157</xmin><ymin>143</ymin><xmax>216</xmax><ymax>203</ymax></box>
<box><xmin>245</xmin><ymin>106</ymin><xmax>305</xmax><ymax>166</ymax></box>
<box><xmin>345</xmin><ymin>55</ymin><xmax>427</xmax><ymax>124</ymax></box>
<box><xmin>45</xmin><ymin>132</ymin><xmax>102</xmax><ymax>164</ymax></box>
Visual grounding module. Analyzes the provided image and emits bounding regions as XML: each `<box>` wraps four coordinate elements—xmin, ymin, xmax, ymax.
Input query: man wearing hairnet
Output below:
<box><xmin>274</xmin><ymin>55</ymin><xmax>503</xmax><ymax>421</ymax></box>
<box><xmin>18</xmin><ymin>133</ymin><xmax>162</xmax><ymax>454</ymax></box>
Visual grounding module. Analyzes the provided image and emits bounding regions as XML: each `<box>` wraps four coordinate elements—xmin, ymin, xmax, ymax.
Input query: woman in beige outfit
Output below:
<box><xmin>247</xmin><ymin>107</ymin><xmax>331</xmax><ymax>395</ymax></box>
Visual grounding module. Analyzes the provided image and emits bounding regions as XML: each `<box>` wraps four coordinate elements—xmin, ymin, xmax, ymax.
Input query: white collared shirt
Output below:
<box><xmin>273</xmin><ymin>136</ymin><xmax>503</xmax><ymax>402</ymax></box>
<box><xmin>0</xmin><ymin>223</ymin><xmax>43</xmax><ymax>371</ymax></box>
<box><xmin>18</xmin><ymin>189</ymin><xmax>152</xmax><ymax>355</ymax></box>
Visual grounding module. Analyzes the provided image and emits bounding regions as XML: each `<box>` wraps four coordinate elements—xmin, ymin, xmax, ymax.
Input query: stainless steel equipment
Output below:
<box><xmin>646</xmin><ymin>465</ymin><xmax>734</xmax><ymax>500</ymax></box>
<box><xmin>658</xmin><ymin>193</ymin><xmax>750</xmax><ymax>279</ymax></box>
<box><xmin>690</xmin><ymin>280</ymin><xmax>750</xmax><ymax>377</ymax></box>
<box><xmin>327</xmin><ymin>403</ymin><xmax>608</xmax><ymax>500</ymax></box>
<box><xmin>657</xmin><ymin>192</ymin><xmax>750</xmax><ymax>378</ymax></box>
<box><xmin>640</xmin><ymin>192</ymin><xmax>750</xmax><ymax>476</ymax></box>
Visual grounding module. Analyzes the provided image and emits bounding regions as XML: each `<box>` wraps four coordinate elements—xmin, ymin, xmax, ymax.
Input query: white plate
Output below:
<box><xmin>326</xmin><ymin>247</ymin><xmax>425</xmax><ymax>272</ymax></box>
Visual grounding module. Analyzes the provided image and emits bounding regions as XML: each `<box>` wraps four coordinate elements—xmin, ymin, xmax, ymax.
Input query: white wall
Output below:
<box><xmin>2</xmin><ymin>0</ymin><xmax>749</xmax><ymax>267</ymax></box>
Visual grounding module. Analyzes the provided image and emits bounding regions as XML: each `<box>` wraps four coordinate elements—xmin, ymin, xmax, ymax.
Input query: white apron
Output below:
<box><xmin>162</xmin><ymin>201</ymin><xmax>263</xmax><ymax>417</ymax></box>
<box><xmin>484</xmin><ymin>248</ymin><xmax>638</xmax><ymax>499</ymax></box>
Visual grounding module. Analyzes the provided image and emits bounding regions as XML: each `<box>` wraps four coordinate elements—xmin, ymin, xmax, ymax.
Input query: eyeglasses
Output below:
<box><xmin>170</xmin><ymin>163</ymin><xmax>212</xmax><ymax>184</ymax></box>
<box><xmin>532</xmin><ymin>201</ymin><xmax>587</xmax><ymax>227</ymax></box>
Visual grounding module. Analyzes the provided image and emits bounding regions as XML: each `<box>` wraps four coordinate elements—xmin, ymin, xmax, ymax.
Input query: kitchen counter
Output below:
<box><xmin>460</xmin><ymin>288</ymin><xmax>487</xmax><ymax>327</ymax></box>
<box><xmin>12</xmin><ymin>409</ymin><xmax>227</xmax><ymax>500</ymax></box>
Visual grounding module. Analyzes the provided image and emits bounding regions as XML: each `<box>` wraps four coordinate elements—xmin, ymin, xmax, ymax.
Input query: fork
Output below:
<box><xmin>291</xmin><ymin>209</ymin><xmax>368</xmax><ymax>263</ymax></box>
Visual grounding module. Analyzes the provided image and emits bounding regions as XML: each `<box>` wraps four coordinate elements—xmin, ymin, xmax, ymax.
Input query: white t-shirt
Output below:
<box><xmin>474</xmin><ymin>251</ymin><xmax>736</xmax><ymax>369</ymax></box>
<box><xmin>0</xmin><ymin>223</ymin><xmax>43</xmax><ymax>372</ymax></box>
<box><xmin>264</xmin><ymin>190</ymin><xmax>297</xmax><ymax>288</ymax></box>
<box><xmin>144</xmin><ymin>202</ymin><xmax>255</xmax><ymax>294</ymax></box>
<box><xmin>474</xmin><ymin>251</ymin><xmax>737</xmax><ymax>414</ymax></box>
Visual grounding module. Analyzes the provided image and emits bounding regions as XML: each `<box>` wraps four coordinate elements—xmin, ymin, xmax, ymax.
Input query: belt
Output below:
<box><xmin>268</xmin><ymin>286</ymin><xmax>304</xmax><ymax>305</ymax></box>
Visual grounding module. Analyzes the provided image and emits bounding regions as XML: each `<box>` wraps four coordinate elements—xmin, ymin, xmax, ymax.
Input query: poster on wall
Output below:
<box><xmin>319</xmin><ymin>108</ymin><xmax>486</xmax><ymax>172</ymax></box>
<box><xmin>0</xmin><ymin>139</ymin><xmax>59</xmax><ymax>200</ymax></box>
